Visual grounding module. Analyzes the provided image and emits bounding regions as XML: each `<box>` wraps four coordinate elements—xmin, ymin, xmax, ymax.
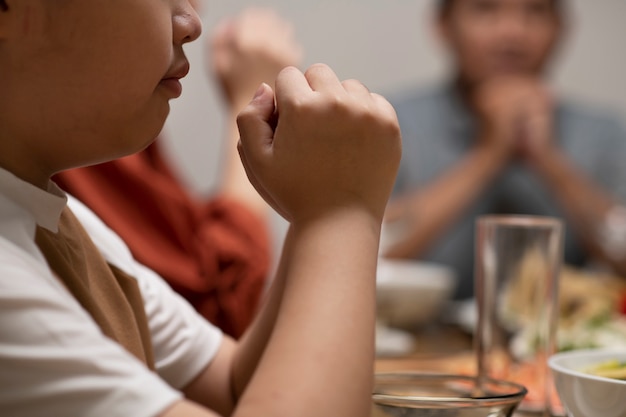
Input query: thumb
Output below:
<box><xmin>236</xmin><ymin>83</ymin><xmax>276</xmax><ymax>151</ymax></box>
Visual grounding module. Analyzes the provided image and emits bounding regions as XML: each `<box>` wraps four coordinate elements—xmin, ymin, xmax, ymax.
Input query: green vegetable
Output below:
<box><xmin>584</xmin><ymin>359</ymin><xmax>626</xmax><ymax>380</ymax></box>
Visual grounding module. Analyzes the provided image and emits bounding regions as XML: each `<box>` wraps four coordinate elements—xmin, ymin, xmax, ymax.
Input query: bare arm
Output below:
<box><xmin>383</xmin><ymin>79</ymin><xmax>524</xmax><ymax>258</ymax></box>
<box><xmin>383</xmin><ymin>143</ymin><xmax>507</xmax><ymax>258</ymax></box>
<box><xmin>232</xmin><ymin>212</ymin><xmax>381</xmax><ymax>417</ymax></box>
<box><xmin>211</xmin><ymin>8</ymin><xmax>302</xmax><ymax>216</ymax></box>
<box><xmin>383</xmin><ymin>76</ymin><xmax>626</xmax><ymax>268</ymax></box>
<box><xmin>175</xmin><ymin>214</ymin><xmax>380</xmax><ymax>417</ymax></box>
<box><xmin>478</xmin><ymin>77</ymin><xmax>626</xmax><ymax>274</ymax></box>
<box><xmin>161</xmin><ymin>65</ymin><xmax>401</xmax><ymax>417</ymax></box>
<box><xmin>523</xmin><ymin>133</ymin><xmax>626</xmax><ymax>275</ymax></box>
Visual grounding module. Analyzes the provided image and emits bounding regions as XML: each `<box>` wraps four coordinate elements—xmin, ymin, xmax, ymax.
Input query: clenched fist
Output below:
<box><xmin>237</xmin><ymin>64</ymin><xmax>402</xmax><ymax>224</ymax></box>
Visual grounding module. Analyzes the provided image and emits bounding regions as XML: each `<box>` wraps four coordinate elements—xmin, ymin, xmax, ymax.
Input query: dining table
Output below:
<box><xmin>373</xmin><ymin>323</ymin><xmax>544</xmax><ymax>417</ymax></box>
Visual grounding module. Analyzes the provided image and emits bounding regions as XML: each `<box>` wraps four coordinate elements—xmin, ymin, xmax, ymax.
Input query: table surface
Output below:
<box><xmin>375</xmin><ymin>323</ymin><xmax>474</xmax><ymax>370</ymax></box>
<box><xmin>373</xmin><ymin>324</ymin><xmax>551</xmax><ymax>417</ymax></box>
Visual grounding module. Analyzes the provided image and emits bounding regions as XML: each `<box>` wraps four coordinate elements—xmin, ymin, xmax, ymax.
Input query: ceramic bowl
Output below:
<box><xmin>376</xmin><ymin>258</ymin><xmax>456</xmax><ymax>329</ymax></box>
<box><xmin>549</xmin><ymin>348</ymin><xmax>626</xmax><ymax>417</ymax></box>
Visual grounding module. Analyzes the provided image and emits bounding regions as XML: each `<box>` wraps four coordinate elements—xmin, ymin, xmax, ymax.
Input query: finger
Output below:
<box><xmin>236</xmin><ymin>140</ymin><xmax>260</xmax><ymax>191</ymax></box>
<box><xmin>341</xmin><ymin>78</ymin><xmax>371</xmax><ymax>102</ymax></box>
<box><xmin>274</xmin><ymin>66</ymin><xmax>313</xmax><ymax>109</ymax></box>
<box><xmin>237</xmin><ymin>142</ymin><xmax>268</xmax><ymax>204</ymax></box>
<box><xmin>369</xmin><ymin>93</ymin><xmax>403</xmax><ymax>153</ymax></box>
<box><xmin>303</xmin><ymin>63</ymin><xmax>344</xmax><ymax>93</ymax></box>
<box><xmin>237</xmin><ymin>140</ymin><xmax>290</xmax><ymax>220</ymax></box>
<box><xmin>237</xmin><ymin>83</ymin><xmax>276</xmax><ymax>151</ymax></box>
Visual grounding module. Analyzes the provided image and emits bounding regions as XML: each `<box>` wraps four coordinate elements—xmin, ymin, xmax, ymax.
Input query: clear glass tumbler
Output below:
<box><xmin>475</xmin><ymin>215</ymin><xmax>564</xmax><ymax>416</ymax></box>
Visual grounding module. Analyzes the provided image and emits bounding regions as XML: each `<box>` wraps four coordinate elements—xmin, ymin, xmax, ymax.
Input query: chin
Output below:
<box><xmin>467</xmin><ymin>69</ymin><xmax>530</xmax><ymax>85</ymax></box>
<box><xmin>487</xmin><ymin>63</ymin><xmax>536</xmax><ymax>78</ymax></box>
<box><xmin>126</xmin><ymin>112</ymin><xmax>169</xmax><ymax>153</ymax></box>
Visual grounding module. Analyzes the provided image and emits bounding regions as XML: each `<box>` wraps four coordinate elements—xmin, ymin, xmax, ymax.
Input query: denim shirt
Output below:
<box><xmin>388</xmin><ymin>82</ymin><xmax>626</xmax><ymax>299</ymax></box>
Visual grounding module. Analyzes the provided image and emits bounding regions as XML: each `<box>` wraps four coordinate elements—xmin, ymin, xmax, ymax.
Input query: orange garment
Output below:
<box><xmin>53</xmin><ymin>141</ymin><xmax>270</xmax><ymax>339</ymax></box>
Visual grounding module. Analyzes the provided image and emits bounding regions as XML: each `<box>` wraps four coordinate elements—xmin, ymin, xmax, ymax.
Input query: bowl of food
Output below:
<box><xmin>372</xmin><ymin>372</ymin><xmax>527</xmax><ymax>417</ymax></box>
<box><xmin>376</xmin><ymin>258</ymin><xmax>456</xmax><ymax>329</ymax></box>
<box><xmin>548</xmin><ymin>348</ymin><xmax>626</xmax><ymax>417</ymax></box>
<box><xmin>549</xmin><ymin>348</ymin><xmax>626</xmax><ymax>417</ymax></box>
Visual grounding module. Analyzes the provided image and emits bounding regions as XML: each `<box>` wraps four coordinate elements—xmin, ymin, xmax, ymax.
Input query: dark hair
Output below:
<box><xmin>0</xmin><ymin>0</ymin><xmax>7</xmax><ymax>12</ymax></box>
<box><xmin>438</xmin><ymin>0</ymin><xmax>453</xmax><ymax>11</ymax></box>
<box><xmin>438</xmin><ymin>0</ymin><xmax>562</xmax><ymax>14</ymax></box>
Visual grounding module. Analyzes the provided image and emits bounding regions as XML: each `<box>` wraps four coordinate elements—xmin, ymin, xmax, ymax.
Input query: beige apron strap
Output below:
<box><xmin>35</xmin><ymin>207</ymin><xmax>155</xmax><ymax>369</ymax></box>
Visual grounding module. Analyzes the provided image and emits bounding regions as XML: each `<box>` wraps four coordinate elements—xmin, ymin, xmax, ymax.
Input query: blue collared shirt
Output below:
<box><xmin>389</xmin><ymin>82</ymin><xmax>626</xmax><ymax>299</ymax></box>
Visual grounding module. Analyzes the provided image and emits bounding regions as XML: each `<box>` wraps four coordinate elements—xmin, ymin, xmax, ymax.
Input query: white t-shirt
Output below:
<box><xmin>0</xmin><ymin>168</ymin><xmax>223</xmax><ymax>417</ymax></box>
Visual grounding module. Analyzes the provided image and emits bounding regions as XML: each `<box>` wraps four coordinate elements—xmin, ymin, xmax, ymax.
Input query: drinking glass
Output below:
<box><xmin>475</xmin><ymin>215</ymin><xmax>564</xmax><ymax>416</ymax></box>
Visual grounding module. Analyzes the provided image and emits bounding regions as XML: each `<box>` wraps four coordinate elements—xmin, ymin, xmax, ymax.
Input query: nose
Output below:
<box><xmin>496</xmin><ymin>7</ymin><xmax>535</xmax><ymax>44</ymax></box>
<box><xmin>174</xmin><ymin>3</ymin><xmax>203</xmax><ymax>45</ymax></box>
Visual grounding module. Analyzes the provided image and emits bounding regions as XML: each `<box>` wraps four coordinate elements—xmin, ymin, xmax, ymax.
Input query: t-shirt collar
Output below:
<box><xmin>0</xmin><ymin>167</ymin><xmax>67</xmax><ymax>233</ymax></box>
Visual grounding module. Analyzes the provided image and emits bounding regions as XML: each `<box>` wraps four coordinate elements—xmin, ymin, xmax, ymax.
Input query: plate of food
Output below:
<box><xmin>445</xmin><ymin>262</ymin><xmax>626</xmax><ymax>413</ymax></box>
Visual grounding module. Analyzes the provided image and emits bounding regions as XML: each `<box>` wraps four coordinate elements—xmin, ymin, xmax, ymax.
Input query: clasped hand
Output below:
<box><xmin>474</xmin><ymin>76</ymin><xmax>555</xmax><ymax>163</ymax></box>
<box><xmin>237</xmin><ymin>64</ymin><xmax>402</xmax><ymax>225</ymax></box>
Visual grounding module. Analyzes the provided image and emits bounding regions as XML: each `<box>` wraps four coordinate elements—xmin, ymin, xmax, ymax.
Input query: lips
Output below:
<box><xmin>164</xmin><ymin>60</ymin><xmax>190</xmax><ymax>80</ymax></box>
<box><xmin>159</xmin><ymin>60</ymin><xmax>190</xmax><ymax>98</ymax></box>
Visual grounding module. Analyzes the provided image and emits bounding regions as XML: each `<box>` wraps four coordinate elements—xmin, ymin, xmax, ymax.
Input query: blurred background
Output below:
<box><xmin>163</xmin><ymin>0</ymin><xmax>626</xmax><ymax>195</ymax></box>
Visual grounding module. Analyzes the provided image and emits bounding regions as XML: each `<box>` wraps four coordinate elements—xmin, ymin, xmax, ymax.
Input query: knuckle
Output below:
<box><xmin>277</xmin><ymin>65</ymin><xmax>299</xmax><ymax>78</ymax></box>
<box><xmin>307</xmin><ymin>62</ymin><xmax>330</xmax><ymax>72</ymax></box>
<box><xmin>235</xmin><ymin>107</ymin><xmax>250</xmax><ymax>123</ymax></box>
<box><xmin>342</xmin><ymin>78</ymin><xmax>362</xmax><ymax>88</ymax></box>
<box><xmin>326</xmin><ymin>94</ymin><xmax>347</xmax><ymax>112</ymax></box>
<box><xmin>304</xmin><ymin>62</ymin><xmax>331</xmax><ymax>78</ymax></box>
<box><xmin>236</xmin><ymin>107</ymin><xmax>255</xmax><ymax>129</ymax></box>
<box><xmin>281</xmin><ymin>95</ymin><xmax>307</xmax><ymax>116</ymax></box>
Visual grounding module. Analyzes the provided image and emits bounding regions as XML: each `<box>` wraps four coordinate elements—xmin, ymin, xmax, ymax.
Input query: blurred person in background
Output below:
<box><xmin>384</xmin><ymin>0</ymin><xmax>626</xmax><ymax>300</ymax></box>
<box><xmin>54</xmin><ymin>6</ymin><xmax>302</xmax><ymax>338</ymax></box>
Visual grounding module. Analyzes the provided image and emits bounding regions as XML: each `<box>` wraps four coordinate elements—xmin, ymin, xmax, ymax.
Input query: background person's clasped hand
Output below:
<box><xmin>473</xmin><ymin>76</ymin><xmax>555</xmax><ymax>164</ymax></box>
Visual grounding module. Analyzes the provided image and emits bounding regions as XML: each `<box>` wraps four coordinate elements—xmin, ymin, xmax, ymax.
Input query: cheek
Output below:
<box><xmin>453</xmin><ymin>21</ymin><xmax>495</xmax><ymax>56</ymax></box>
<box><xmin>528</xmin><ymin>30</ymin><xmax>559</xmax><ymax>63</ymax></box>
<box><xmin>39</xmin><ymin>38</ymin><xmax>172</xmax><ymax>159</ymax></box>
<box><xmin>48</xmin><ymin>5</ymin><xmax>172</xmax><ymax>120</ymax></box>
<box><xmin>76</xmin><ymin>29</ymin><xmax>172</xmax><ymax>128</ymax></box>
<box><xmin>101</xmin><ymin>26</ymin><xmax>172</xmax><ymax>95</ymax></box>
<box><xmin>1</xmin><ymin>1</ymin><xmax>176</xmax><ymax>168</ymax></box>
<box><xmin>451</xmin><ymin>27</ymin><xmax>494</xmax><ymax>71</ymax></box>
<box><xmin>58</xmin><ymin>5</ymin><xmax>173</xmax><ymax>106</ymax></box>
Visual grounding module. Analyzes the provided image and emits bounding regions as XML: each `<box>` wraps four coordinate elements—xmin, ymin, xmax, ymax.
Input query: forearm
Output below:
<box><xmin>229</xmin><ymin>230</ymin><xmax>290</xmax><ymax>399</ymax></box>
<box><xmin>183</xmin><ymin>211</ymin><xmax>379</xmax><ymax>416</ymax></box>
<box><xmin>528</xmin><ymin>146</ymin><xmax>626</xmax><ymax>272</ymax></box>
<box><xmin>384</xmin><ymin>144</ymin><xmax>507</xmax><ymax>258</ymax></box>
<box><xmin>205</xmin><ymin>62</ymin><xmax>399</xmax><ymax>417</ymax></box>
<box><xmin>232</xmin><ymin>211</ymin><xmax>380</xmax><ymax>417</ymax></box>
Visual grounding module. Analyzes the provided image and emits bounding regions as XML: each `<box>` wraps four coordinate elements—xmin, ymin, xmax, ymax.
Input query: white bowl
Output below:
<box><xmin>549</xmin><ymin>348</ymin><xmax>626</xmax><ymax>417</ymax></box>
<box><xmin>376</xmin><ymin>258</ymin><xmax>456</xmax><ymax>329</ymax></box>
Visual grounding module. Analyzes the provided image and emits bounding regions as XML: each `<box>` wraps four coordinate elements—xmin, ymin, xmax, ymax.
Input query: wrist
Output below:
<box><xmin>472</xmin><ymin>139</ymin><xmax>511</xmax><ymax>177</ymax></box>
<box><xmin>596</xmin><ymin>205</ymin><xmax>626</xmax><ymax>263</ymax></box>
<box><xmin>290</xmin><ymin>207</ymin><xmax>382</xmax><ymax>245</ymax></box>
<box><xmin>524</xmin><ymin>143</ymin><xmax>562</xmax><ymax>177</ymax></box>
